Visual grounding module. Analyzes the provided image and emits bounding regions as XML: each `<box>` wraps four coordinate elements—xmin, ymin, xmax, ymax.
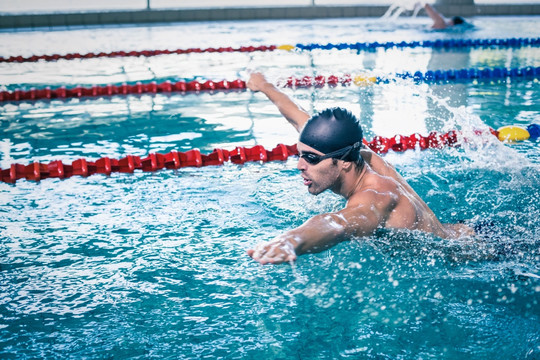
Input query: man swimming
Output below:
<box><xmin>422</xmin><ymin>3</ymin><xmax>466</xmax><ymax>29</ymax></box>
<box><xmin>246</xmin><ymin>72</ymin><xmax>474</xmax><ymax>265</ymax></box>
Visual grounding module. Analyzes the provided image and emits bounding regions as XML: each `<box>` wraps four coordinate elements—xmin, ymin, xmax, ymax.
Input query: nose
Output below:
<box><xmin>297</xmin><ymin>156</ymin><xmax>307</xmax><ymax>171</ymax></box>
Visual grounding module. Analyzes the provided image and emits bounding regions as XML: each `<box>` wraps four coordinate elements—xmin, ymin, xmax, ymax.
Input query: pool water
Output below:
<box><xmin>1</xmin><ymin>16</ymin><xmax>539</xmax><ymax>359</ymax></box>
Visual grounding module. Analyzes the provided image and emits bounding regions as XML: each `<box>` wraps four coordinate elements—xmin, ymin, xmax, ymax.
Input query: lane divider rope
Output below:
<box><xmin>1</xmin><ymin>37</ymin><xmax>538</xmax><ymax>64</ymax></box>
<box><xmin>2</xmin><ymin>124</ymin><xmax>538</xmax><ymax>184</ymax></box>
<box><xmin>294</xmin><ymin>37</ymin><xmax>539</xmax><ymax>51</ymax></box>
<box><xmin>0</xmin><ymin>45</ymin><xmax>277</xmax><ymax>64</ymax></box>
<box><xmin>1</xmin><ymin>66</ymin><xmax>539</xmax><ymax>103</ymax></box>
<box><xmin>280</xmin><ymin>66</ymin><xmax>540</xmax><ymax>87</ymax></box>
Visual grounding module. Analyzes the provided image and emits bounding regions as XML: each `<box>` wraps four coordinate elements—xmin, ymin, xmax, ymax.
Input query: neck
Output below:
<box><xmin>334</xmin><ymin>162</ymin><xmax>368</xmax><ymax>200</ymax></box>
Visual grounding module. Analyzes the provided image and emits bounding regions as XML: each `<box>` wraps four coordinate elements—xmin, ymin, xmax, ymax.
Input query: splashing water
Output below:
<box><xmin>382</xmin><ymin>0</ymin><xmax>421</xmax><ymax>20</ymax></box>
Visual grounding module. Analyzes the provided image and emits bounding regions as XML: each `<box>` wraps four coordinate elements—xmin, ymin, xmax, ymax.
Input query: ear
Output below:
<box><xmin>341</xmin><ymin>160</ymin><xmax>354</xmax><ymax>172</ymax></box>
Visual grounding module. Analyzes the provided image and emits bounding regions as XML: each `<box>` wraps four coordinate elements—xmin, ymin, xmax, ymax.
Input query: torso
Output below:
<box><xmin>347</xmin><ymin>149</ymin><xmax>469</xmax><ymax>239</ymax></box>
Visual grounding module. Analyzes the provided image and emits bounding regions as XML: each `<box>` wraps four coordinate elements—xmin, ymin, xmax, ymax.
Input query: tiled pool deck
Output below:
<box><xmin>1</xmin><ymin>3</ymin><xmax>539</xmax><ymax>29</ymax></box>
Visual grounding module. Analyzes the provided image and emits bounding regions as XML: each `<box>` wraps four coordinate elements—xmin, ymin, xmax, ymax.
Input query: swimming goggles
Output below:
<box><xmin>300</xmin><ymin>142</ymin><xmax>360</xmax><ymax>165</ymax></box>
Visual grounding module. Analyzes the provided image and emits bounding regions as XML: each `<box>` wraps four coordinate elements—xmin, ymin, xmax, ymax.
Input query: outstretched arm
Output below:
<box><xmin>247</xmin><ymin>201</ymin><xmax>386</xmax><ymax>265</ymax></box>
<box><xmin>424</xmin><ymin>3</ymin><xmax>447</xmax><ymax>29</ymax></box>
<box><xmin>247</xmin><ymin>72</ymin><xmax>310</xmax><ymax>132</ymax></box>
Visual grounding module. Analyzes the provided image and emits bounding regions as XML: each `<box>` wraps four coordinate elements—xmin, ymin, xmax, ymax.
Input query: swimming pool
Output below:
<box><xmin>0</xmin><ymin>16</ymin><xmax>539</xmax><ymax>359</ymax></box>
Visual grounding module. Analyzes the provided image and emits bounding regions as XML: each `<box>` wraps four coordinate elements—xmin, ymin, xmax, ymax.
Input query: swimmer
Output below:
<box><xmin>246</xmin><ymin>72</ymin><xmax>474</xmax><ymax>265</ymax></box>
<box><xmin>420</xmin><ymin>2</ymin><xmax>466</xmax><ymax>29</ymax></box>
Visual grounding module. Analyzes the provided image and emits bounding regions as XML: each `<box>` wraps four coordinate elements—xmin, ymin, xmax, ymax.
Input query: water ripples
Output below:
<box><xmin>1</xmin><ymin>16</ymin><xmax>539</xmax><ymax>360</ymax></box>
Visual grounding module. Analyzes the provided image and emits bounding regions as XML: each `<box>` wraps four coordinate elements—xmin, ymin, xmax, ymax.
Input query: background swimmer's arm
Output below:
<box><xmin>424</xmin><ymin>3</ymin><xmax>447</xmax><ymax>29</ymax></box>
<box><xmin>247</xmin><ymin>72</ymin><xmax>310</xmax><ymax>131</ymax></box>
<box><xmin>247</xmin><ymin>204</ymin><xmax>384</xmax><ymax>265</ymax></box>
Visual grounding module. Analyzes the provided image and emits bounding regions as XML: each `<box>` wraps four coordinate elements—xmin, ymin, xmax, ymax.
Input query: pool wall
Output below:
<box><xmin>1</xmin><ymin>3</ymin><xmax>540</xmax><ymax>30</ymax></box>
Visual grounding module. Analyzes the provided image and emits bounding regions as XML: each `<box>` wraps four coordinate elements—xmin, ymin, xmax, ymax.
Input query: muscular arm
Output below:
<box><xmin>247</xmin><ymin>195</ymin><xmax>389</xmax><ymax>265</ymax></box>
<box><xmin>247</xmin><ymin>72</ymin><xmax>310</xmax><ymax>131</ymax></box>
<box><xmin>424</xmin><ymin>3</ymin><xmax>447</xmax><ymax>29</ymax></box>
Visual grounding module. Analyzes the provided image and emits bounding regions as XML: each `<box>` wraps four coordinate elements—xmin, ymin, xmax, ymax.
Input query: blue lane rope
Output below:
<box><xmin>283</xmin><ymin>66</ymin><xmax>540</xmax><ymax>89</ymax></box>
<box><xmin>392</xmin><ymin>66</ymin><xmax>540</xmax><ymax>83</ymax></box>
<box><xmin>293</xmin><ymin>37</ymin><xmax>540</xmax><ymax>52</ymax></box>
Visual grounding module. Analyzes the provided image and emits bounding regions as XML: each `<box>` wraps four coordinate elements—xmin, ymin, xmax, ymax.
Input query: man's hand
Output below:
<box><xmin>247</xmin><ymin>72</ymin><xmax>271</xmax><ymax>93</ymax></box>
<box><xmin>247</xmin><ymin>237</ymin><xmax>298</xmax><ymax>265</ymax></box>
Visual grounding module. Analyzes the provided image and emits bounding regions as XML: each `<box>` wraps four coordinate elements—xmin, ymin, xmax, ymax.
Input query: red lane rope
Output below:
<box><xmin>0</xmin><ymin>45</ymin><xmax>277</xmax><ymax>64</ymax></box>
<box><xmin>0</xmin><ymin>79</ymin><xmax>246</xmax><ymax>102</ymax></box>
<box><xmin>1</xmin><ymin>129</ymin><xmax>497</xmax><ymax>183</ymax></box>
<box><xmin>2</xmin><ymin>67</ymin><xmax>536</xmax><ymax>103</ymax></box>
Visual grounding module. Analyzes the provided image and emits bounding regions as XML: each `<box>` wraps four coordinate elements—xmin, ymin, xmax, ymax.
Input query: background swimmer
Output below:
<box><xmin>246</xmin><ymin>72</ymin><xmax>474</xmax><ymax>265</ymax></box>
<box><xmin>419</xmin><ymin>2</ymin><xmax>467</xmax><ymax>29</ymax></box>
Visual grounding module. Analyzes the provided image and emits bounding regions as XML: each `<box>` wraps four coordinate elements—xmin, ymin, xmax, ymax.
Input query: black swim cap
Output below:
<box><xmin>299</xmin><ymin>107</ymin><xmax>363</xmax><ymax>161</ymax></box>
<box><xmin>452</xmin><ymin>16</ymin><xmax>465</xmax><ymax>25</ymax></box>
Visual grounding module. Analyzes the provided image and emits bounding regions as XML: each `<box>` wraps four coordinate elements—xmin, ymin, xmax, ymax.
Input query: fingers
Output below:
<box><xmin>258</xmin><ymin>252</ymin><xmax>293</xmax><ymax>265</ymax></box>
<box><xmin>247</xmin><ymin>240</ymin><xmax>297</xmax><ymax>265</ymax></box>
<box><xmin>246</xmin><ymin>72</ymin><xmax>266</xmax><ymax>92</ymax></box>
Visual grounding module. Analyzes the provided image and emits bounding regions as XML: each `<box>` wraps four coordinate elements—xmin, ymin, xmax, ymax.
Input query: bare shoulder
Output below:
<box><xmin>348</xmin><ymin>173</ymin><xmax>400</xmax><ymax>210</ymax></box>
<box><xmin>336</xmin><ymin>177</ymin><xmax>400</xmax><ymax>236</ymax></box>
<box><xmin>360</xmin><ymin>148</ymin><xmax>396</xmax><ymax>177</ymax></box>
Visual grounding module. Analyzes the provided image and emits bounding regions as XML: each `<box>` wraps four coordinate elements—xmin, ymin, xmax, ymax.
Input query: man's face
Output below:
<box><xmin>297</xmin><ymin>142</ymin><xmax>342</xmax><ymax>196</ymax></box>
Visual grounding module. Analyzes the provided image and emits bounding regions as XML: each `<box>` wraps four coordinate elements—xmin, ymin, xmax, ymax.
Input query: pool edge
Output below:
<box><xmin>0</xmin><ymin>4</ymin><xmax>539</xmax><ymax>30</ymax></box>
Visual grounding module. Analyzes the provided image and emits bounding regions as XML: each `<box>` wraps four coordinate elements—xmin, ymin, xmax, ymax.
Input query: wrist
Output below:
<box><xmin>285</xmin><ymin>235</ymin><xmax>302</xmax><ymax>255</ymax></box>
<box><xmin>259</xmin><ymin>81</ymin><xmax>276</xmax><ymax>93</ymax></box>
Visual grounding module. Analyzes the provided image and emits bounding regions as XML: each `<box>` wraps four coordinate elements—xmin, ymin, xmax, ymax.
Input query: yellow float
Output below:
<box><xmin>353</xmin><ymin>75</ymin><xmax>377</xmax><ymax>86</ymax></box>
<box><xmin>277</xmin><ymin>44</ymin><xmax>295</xmax><ymax>51</ymax></box>
<box><xmin>497</xmin><ymin>126</ymin><xmax>530</xmax><ymax>142</ymax></box>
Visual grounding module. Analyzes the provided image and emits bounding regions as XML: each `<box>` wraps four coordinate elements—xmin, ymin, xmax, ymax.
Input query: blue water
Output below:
<box><xmin>0</xmin><ymin>16</ymin><xmax>539</xmax><ymax>359</ymax></box>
